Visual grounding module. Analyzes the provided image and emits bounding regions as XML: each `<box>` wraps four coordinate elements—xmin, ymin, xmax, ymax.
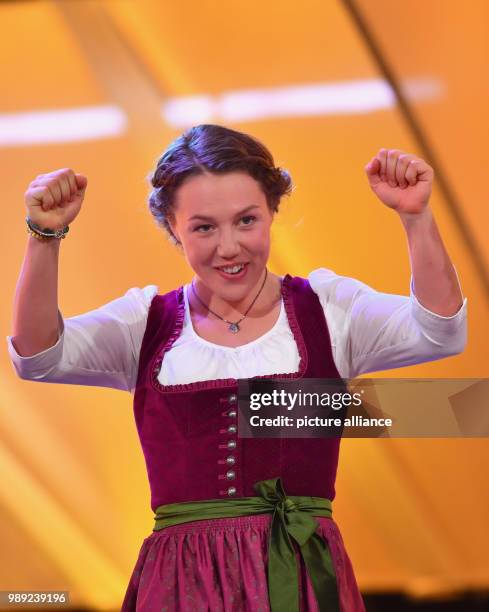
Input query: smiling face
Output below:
<box><xmin>169</xmin><ymin>170</ymin><xmax>275</xmax><ymax>307</ymax></box>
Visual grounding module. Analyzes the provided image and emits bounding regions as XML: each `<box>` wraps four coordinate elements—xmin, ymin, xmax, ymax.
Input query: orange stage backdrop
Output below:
<box><xmin>1</xmin><ymin>1</ymin><xmax>488</xmax><ymax>609</ymax></box>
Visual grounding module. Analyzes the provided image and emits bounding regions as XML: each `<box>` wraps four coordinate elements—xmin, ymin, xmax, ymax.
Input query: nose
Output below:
<box><xmin>216</xmin><ymin>228</ymin><xmax>240</xmax><ymax>259</ymax></box>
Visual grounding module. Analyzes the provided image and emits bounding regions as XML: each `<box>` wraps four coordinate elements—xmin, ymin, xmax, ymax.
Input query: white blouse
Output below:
<box><xmin>5</xmin><ymin>268</ymin><xmax>467</xmax><ymax>394</ymax></box>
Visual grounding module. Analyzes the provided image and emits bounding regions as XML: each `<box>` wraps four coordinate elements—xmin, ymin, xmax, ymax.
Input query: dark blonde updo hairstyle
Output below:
<box><xmin>147</xmin><ymin>124</ymin><xmax>293</xmax><ymax>245</ymax></box>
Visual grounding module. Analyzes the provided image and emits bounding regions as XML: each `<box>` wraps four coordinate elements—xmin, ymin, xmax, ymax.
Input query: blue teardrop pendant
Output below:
<box><xmin>229</xmin><ymin>323</ymin><xmax>240</xmax><ymax>333</ymax></box>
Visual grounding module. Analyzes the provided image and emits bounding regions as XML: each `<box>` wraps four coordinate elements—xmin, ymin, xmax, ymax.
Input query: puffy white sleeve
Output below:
<box><xmin>308</xmin><ymin>268</ymin><xmax>467</xmax><ymax>378</ymax></box>
<box><xmin>5</xmin><ymin>285</ymin><xmax>158</xmax><ymax>394</ymax></box>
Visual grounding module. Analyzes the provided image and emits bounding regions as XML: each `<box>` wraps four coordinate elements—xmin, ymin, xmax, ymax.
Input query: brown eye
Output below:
<box><xmin>240</xmin><ymin>215</ymin><xmax>256</xmax><ymax>225</ymax></box>
<box><xmin>194</xmin><ymin>224</ymin><xmax>213</xmax><ymax>233</ymax></box>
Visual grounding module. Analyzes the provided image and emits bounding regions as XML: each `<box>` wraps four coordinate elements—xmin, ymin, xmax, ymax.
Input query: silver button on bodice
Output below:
<box><xmin>226</xmin><ymin>470</ymin><xmax>236</xmax><ymax>480</ymax></box>
<box><xmin>226</xmin><ymin>456</ymin><xmax>236</xmax><ymax>465</ymax></box>
<box><xmin>227</xmin><ymin>486</ymin><xmax>237</xmax><ymax>496</ymax></box>
<box><xmin>227</xmin><ymin>409</ymin><xmax>237</xmax><ymax>418</ymax></box>
<box><xmin>227</xmin><ymin>440</ymin><xmax>237</xmax><ymax>449</ymax></box>
<box><xmin>228</xmin><ymin>394</ymin><xmax>237</xmax><ymax>403</ymax></box>
<box><xmin>227</xmin><ymin>424</ymin><xmax>237</xmax><ymax>434</ymax></box>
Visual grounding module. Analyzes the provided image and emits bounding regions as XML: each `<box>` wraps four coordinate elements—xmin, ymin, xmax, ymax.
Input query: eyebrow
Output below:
<box><xmin>188</xmin><ymin>204</ymin><xmax>260</xmax><ymax>223</ymax></box>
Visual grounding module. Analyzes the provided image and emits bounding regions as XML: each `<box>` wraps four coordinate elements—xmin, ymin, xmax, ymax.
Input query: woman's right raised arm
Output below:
<box><xmin>8</xmin><ymin>169</ymin><xmax>158</xmax><ymax>393</ymax></box>
<box><xmin>12</xmin><ymin>169</ymin><xmax>86</xmax><ymax>356</ymax></box>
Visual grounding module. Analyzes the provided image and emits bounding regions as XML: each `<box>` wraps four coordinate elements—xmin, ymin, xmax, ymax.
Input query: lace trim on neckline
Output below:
<box><xmin>180</xmin><ymin>282</ymin><xmax>286</xmax><ymax>352</ymax></box>
<box><xmin>150</xmin><ymin>273</ymin><xmax>308</xmax><ymax>394</ymax></box>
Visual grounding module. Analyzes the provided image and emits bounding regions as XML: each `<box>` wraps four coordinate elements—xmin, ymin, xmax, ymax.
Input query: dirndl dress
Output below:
<box><xmin>121</xmin><ymin>274</ymin><xmax>366</xmax><ymax>611</ymax></box>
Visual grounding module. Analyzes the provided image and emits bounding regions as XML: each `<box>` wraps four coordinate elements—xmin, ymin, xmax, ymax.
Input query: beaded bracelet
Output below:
<box><xmin>25</xmin><ymin>217</ymin><xmax>69</xmax><ymax>240</ymax></box>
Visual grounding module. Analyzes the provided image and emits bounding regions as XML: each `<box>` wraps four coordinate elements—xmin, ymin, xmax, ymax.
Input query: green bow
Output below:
<box><xmin>153</xmin><ymin>477</ymin><xmax>339</xmax><ymax>611</ymax></box>
<box><xmin>254</xmin><ymin>477</ymin><xmax>339</xmax><ymax>611</ymax></box>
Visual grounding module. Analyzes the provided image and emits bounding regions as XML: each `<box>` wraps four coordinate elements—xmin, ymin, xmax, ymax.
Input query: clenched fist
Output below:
<box><xmin>365</xmin><ymin>149</ymin><xmax>433</xmax><ymax>215</ymax></box>
<box><xmin>24</xmin><ymin>168</ymin><xmax>87</xmax><ymax>231</ymax></box>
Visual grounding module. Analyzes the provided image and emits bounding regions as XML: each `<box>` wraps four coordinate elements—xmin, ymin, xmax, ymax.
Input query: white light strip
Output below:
<box><xmin>0</xmin><ymin>106</ymin><xmax>127</xmax><ymax>147</ymax></box>
<box><xmin>0</xmin><ymin>78</ymin><xmax>442</xmax><ymax>146</ymax></box>
<box><xmin>162</xmin><ymin>79</ymin><xmax>395</xmax><ymax>127</ymax></box>
<box><xmin>162</xmin><ymin>78</ymin><xmax>441</xmax><ymax>128</ymax></box>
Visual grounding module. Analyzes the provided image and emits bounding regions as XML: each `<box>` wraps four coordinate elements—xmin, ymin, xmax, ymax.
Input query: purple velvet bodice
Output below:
<box><xmin>133</xmin><ymin>274</ymin><xmax>343</xmax><ymax>512</ymax></box>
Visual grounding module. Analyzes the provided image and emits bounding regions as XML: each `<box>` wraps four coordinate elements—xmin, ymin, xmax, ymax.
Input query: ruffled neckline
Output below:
<box><xmin>181</xmin><ymin>281</ymin><xmax>286</xmax><ymax>352</ymax></box>
<box><xmin>150</xmin><ymin>273</ymin><xmax>308</xmax><ymax>393</ymax></box>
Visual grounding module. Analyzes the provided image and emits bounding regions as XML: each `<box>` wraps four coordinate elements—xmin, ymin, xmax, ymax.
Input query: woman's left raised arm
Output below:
<box><xmin>365</xmin><ymin>148</ymin><xmax>464</xmax><ymax>316</ymax></box>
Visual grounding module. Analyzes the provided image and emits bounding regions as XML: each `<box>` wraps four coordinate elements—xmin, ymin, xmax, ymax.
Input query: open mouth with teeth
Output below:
<box><xmin>215</xmin><ymin>263</ymin><xmax>249</xmax><ymax>278</ymax></box>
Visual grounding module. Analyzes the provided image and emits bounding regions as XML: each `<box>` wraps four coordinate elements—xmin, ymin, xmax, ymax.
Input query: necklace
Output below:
<box><xmin>191</xmin><ymin>268</ymin><xmax>268</xmax><ymax>333</ymax></box>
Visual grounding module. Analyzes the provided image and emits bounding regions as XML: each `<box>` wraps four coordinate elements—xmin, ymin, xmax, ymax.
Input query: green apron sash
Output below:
<box><xmin>153</xmin><ymin>477</ymin><xmax>340</xmax><ymax>611</ymax></box>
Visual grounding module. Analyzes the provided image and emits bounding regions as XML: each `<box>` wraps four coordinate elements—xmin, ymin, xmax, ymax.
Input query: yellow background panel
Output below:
<box><xmin>1</xmin><ymin>0</ymin><xmax>487</xmax><ymax>608</ymax></box>
<box><xmin>1</xmin><ymin>1</ymin><xmax>107</xmax><ymax>111</ymax></box>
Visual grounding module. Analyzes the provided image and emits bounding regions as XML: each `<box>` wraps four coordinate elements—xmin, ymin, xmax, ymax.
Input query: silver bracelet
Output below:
<box><xmin>26</xmin><ymin>216</ymin><xmax>70</xmax><ymax>239</ymax></box>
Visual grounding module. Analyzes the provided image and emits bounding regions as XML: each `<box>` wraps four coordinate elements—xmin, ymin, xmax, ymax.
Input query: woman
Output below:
<box><xmin>7</xmin><ymin>124</ymin><xmax>467</xmax><ymax>611</ymax></box>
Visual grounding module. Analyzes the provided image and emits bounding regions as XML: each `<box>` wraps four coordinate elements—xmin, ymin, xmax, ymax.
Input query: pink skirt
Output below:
<box><xmin>121</xmin><ymin>514</ymin><xmax>365</xmax><ymax>611</ymax></box>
